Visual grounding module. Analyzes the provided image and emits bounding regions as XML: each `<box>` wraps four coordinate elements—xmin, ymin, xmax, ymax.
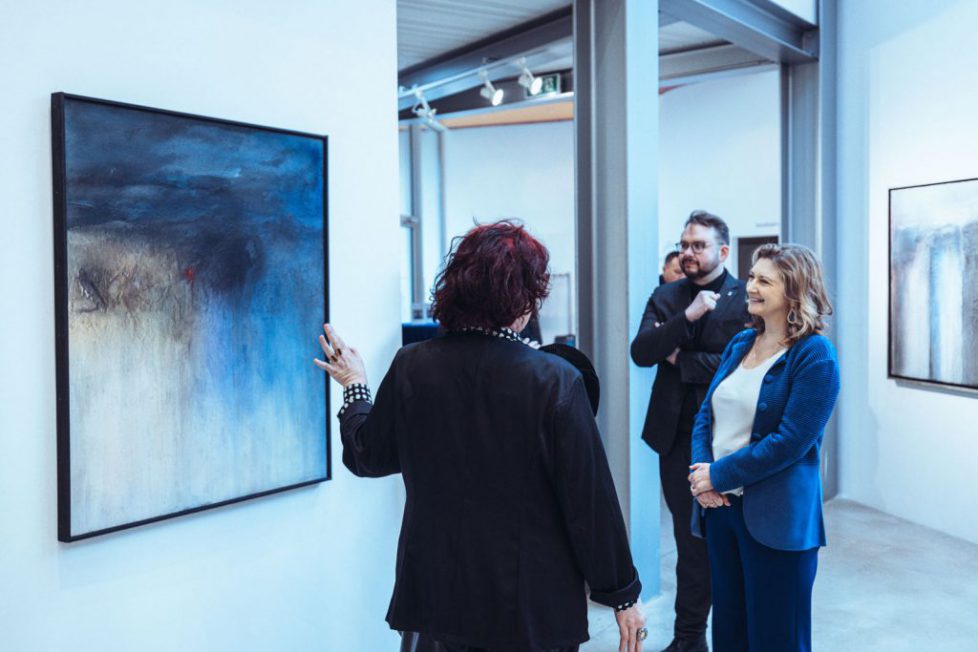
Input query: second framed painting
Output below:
<box><xmin>53</xmin><ymin>93</ymin><xmax>330</xmax><ymax>541</ymax></box>
<box><xmin>890</xmin><ymin>177</ymin><xmax>978</xmax><ymax>391</ymax></box>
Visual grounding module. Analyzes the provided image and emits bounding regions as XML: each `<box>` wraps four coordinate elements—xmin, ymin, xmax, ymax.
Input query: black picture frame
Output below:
<box><xmin>888</xmin><ymin>176</ymin><xmax>978</xmax><ymax>393</ymax></box>
<box><xmin>53</xmin><ymin>93</ymin><xmax>331</xmax><ymax>541</ymax></box>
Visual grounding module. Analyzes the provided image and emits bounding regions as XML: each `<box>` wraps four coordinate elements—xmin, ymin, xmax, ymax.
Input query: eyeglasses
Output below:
<box><xmin>675</xmin><ymin>240</ymin><xmax>714</xmax><ymax>254</ymax></box>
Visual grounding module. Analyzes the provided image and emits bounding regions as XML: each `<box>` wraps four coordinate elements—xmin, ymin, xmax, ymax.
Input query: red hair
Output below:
<box><xmin>431</xmin><ymin>220</ymin><xmax>550</xmax><ymax>331</ymax></box>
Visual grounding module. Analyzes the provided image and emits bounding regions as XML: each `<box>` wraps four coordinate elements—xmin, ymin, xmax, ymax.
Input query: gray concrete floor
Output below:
<box><xmin>582</xmin><ymin>498</ymin><xmax>978</xmax><ymax>651</ymax></box>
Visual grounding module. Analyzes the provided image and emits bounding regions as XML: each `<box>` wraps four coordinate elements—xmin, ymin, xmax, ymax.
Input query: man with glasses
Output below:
<box><xmin>631</xmin><ymin>211</ymin><xmax>750</xmax><ymax>652</ymax></box>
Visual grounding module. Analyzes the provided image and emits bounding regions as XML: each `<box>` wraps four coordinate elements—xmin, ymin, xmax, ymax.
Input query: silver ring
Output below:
<box><xmin>637</xmin><ymin>627</ymin><xmax>648</xmax><ymax>641</ymax></box>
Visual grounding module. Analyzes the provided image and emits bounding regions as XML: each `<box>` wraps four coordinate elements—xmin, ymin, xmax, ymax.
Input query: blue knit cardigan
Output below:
<box><xmin>690</xmin><ymin>328</ymin><xmax>840</xmax><ymax>551</ymax></box>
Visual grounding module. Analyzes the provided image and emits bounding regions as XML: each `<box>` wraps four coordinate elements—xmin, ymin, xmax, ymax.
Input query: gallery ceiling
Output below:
<box><xmin>397</xmin><ymin>0</ymin><xmax>571</xmax><ymax>72</ymax></box>
<box><xmin>396</xmin><ymin>1</ymin><xmax>772</xmax><ymax>126</ymax></box>
<box><xmin>397</xmin><ymin>0</ymin><xmax>741</xmax><ymax>73</ymax></box>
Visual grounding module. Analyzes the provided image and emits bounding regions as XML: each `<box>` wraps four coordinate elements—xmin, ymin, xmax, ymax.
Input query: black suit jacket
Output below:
<box><xmin>630</xmin><ymin>273</ymin><xmax>750</xmax><ymax>455</ymax></box>
<box><xmin>340</xmin><ymin>332</ymin><xmax>640</xmax><ymax>651</ymax></box>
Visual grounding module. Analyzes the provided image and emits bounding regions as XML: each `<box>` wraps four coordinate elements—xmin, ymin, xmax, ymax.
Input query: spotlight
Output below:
<box><xmin>411</xmin><ymin>88</ymin><xmax>447</xmax><ymax>132</ymax></box>
<box><xmin>479</xmin><ymin>70</ymin><xmax>504</xmax><ymax>106</ymax></box>
<box><xmin>516</xmin><ymin>57</ymin><xmax>543</xmax><ymax>96</ymax></box>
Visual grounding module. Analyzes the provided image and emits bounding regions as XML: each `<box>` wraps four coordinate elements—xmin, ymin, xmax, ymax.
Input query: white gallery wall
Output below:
<box><xmin>659</xmin><ymin>69</ymin><xmax>781</xmax><ymax>277</ymax></box>
<box><xmin>0</xmin><ymin>1</ymin><xmax>405</xmax><ymax>650</ymax></box>
<box><xmin>835</xmin><ymin>0</ymin><xmax>978</xmax><ymax>544</ymax></box>
<box><xmin>411</xmin><ymin>68</ymin><xmax>780</xmax><ymax>340</ymax></box>
<box><xmin>441</xmin><ymin>120</ymin><xmax>577</xmax><ymax>342</ymax></box>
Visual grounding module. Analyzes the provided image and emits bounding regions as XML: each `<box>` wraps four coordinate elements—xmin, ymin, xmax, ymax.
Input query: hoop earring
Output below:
<box><xmin>787</xmin><ymin>307</ymin><xmax>800</xmax><ymax>325</ymax></box>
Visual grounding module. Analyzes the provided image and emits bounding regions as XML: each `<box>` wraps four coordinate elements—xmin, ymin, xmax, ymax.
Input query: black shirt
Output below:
<box><xmin>678</xmin><ymin>269</ymin><xmax>730</xmax><ymax>430</ymax></box>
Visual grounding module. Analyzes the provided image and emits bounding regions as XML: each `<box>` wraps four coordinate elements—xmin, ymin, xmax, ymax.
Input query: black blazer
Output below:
<box><xmin>340</xmin><ymin>332</ymin><xmax>640</xmax><ymax>652</ymax></box>
<box><xmin>630</xmin><ymin>273</ymin><xmax>750</xmax><ymax>455</ymax></box>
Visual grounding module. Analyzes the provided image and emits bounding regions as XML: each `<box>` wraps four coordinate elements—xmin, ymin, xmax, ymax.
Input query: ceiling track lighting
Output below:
<box><xmin>516</xmin><ymin>57</ymin><xmax>543</xmax><ymax>96</ymax></box>
<box><xmin>398</xmin><ymin>55</ymin><xmax>556</xmax><ymax>120</ymax></box>
<box><xmin>479</xmin><ymin>69</ymin><xmax>504</xmax><ymax>106</ymax></box>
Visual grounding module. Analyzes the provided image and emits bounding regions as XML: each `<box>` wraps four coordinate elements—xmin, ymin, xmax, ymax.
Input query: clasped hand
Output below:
<box><xmin>688</xmin><ymin>463</ymin><xmax>730</xmax><ymax>509</ymax></box>
<box><xmin>685</xmin><ymin>290</ymin><xmax>720</xmax><ymax>322</ymax></box>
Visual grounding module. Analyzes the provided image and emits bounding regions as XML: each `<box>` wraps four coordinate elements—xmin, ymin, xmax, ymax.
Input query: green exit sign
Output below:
<box><xmin>526</xmin><ymin>73</ymin><xmax>562</xmax><ymax>98</ymax></box>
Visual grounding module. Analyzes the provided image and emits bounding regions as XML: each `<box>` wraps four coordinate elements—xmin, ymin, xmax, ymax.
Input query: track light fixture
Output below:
<box><xmin>479</xmin><ymin>70</ymin><xmax>504</xmax><ymax>106</ymax></box>
<box><xmin>411</xmin><ymin>88</ymin><xmax>446</xmax><ymax>132</ymax></box>
<box><xmin>516</xmin><ymin>57</ymin><xmax>543</xmax><ymax>96</ymax></box>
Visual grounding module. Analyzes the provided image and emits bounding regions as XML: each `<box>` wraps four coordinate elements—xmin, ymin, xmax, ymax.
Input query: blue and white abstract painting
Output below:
<box><xmin>55</xmin><ymin>95</ymin><xmax>328</xmax><ymax>540</ymax></box>
<box><xmin>890</xmin><ymin>178</ymin><xmax>978</xmax><ymax>390</ymax></box>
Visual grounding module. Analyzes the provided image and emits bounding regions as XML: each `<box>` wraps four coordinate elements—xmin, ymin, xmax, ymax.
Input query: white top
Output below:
<box><xmin>711</xmin><ymin>349</ymin><xmax>785</xmax><ymax>496</ymax></box>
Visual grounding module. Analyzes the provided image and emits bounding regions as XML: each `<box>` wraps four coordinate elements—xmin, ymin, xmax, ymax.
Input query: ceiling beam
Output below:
<box><xmin>660</xmin><ymin>42</ymin><xmax>771</xmax><ymax>83</ymax></box>
<box><xmin>658</xmin><ymin>11</ymin><xmax>682</xmax><ymax>27</ymax></box>
<box><xmin>658</xmin><ymin>0</ymin><xmax>818</xmax><ymax>63</ymax></box>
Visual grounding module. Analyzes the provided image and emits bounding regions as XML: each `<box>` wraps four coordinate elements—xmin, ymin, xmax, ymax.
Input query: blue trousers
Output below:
<box><xmin>704</xmin><ymin>496</ymin><xmax>818</xmax><ymax>652</ymax></box>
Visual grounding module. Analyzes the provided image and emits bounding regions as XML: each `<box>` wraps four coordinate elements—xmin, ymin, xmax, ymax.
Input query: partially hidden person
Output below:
<box><xmin>661</xmin><ymin>250</ymin><xmax>684</xmax><ymax>285</ymax></box>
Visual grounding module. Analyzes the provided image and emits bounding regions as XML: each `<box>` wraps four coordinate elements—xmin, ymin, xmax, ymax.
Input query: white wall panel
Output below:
<box><xmin>835</xmin><ymin>0</ymin><xmax>978</xmax><ymax>544</ymax></box>
<box><xmin>441</xmin><ymin>121</ymin><xmax>576</xmax><ymax>343</ymax></box>
<box><xmin>659</xmin><ymin>69</ymin><xmax>781</xmax><ymax>278</ymax></box>
<box><xmin>0</xmin><ymin>1</ymin><xmax>404</xmax><ymax>648</ymax></box>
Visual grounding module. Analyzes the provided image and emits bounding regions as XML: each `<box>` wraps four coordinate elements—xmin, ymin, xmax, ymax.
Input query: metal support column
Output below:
<box><xmin>780</xmin><ymin>61</ymin><xmax>819</xmax><ymax>246</ymax></box>
<box><xmin>574</xmin><ymin>0</ymin><xmax>660</xmax><ymax>598</ymax></box>
<box><xmin>778</xmin><ymin>3</ymin><xmax>838</xmax><ymax>498</ymax></box>
<box><xmin>817</xmin><ymin>0</ymin><xmax>839</xmax><ymax>499</ymax></box>
<box><xmin>408</xmin><ymin>125</ymin><xmax>426</xmax><ymax>319</ymax></box>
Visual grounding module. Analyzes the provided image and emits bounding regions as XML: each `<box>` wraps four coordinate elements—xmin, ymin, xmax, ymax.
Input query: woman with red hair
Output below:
<box><xmin>315</xmin><ymin>221</ymin><xmax>647</xmax><ymax>652</ymax></box>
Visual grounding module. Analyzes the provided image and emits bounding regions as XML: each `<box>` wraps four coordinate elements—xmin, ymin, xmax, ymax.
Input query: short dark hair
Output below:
<box><xmin>684</xmin><ymin>210</ymin><xmax>730</xmax><ymax>245</ymax></box>
<box><xmin>431</xmin><ymin>220</ymin><xmax>550</xmax><ymax>331</ymax></box>
<box><xmin>664</xmin><ymin>250</ymin><xmax>680</xmax><ymax>266</ymax></box>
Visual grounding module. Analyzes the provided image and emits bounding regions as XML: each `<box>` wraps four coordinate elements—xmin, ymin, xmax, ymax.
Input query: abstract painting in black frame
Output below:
<box><xmin>52</xmin><ymin>93</ymin><xmax>330</xmax><ymax>541</ymax></box>
<box><xmin>889</xmin><ymin>177</ymin><xmax>978</xmax><ymax>391</ymax></box>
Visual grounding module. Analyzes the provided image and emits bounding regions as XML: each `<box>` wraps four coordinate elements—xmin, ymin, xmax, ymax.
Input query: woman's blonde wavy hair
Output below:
<box><xmin>750</xmin><ymin>243</ymin><xmax>833</xmax><ymax>345</ymax></box>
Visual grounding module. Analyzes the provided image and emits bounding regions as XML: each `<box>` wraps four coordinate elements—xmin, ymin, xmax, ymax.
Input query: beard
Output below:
<box><xmin>681</xmin><ymin>254</ymin><xmax>722</xmax><ymax>280</ymax></box>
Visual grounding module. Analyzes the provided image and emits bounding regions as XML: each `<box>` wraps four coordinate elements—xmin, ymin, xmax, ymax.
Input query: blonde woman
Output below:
<box><xmin>686</xmin><ymin>244</ymin><xmax>840</xmax><ymax>652</ymax></box>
